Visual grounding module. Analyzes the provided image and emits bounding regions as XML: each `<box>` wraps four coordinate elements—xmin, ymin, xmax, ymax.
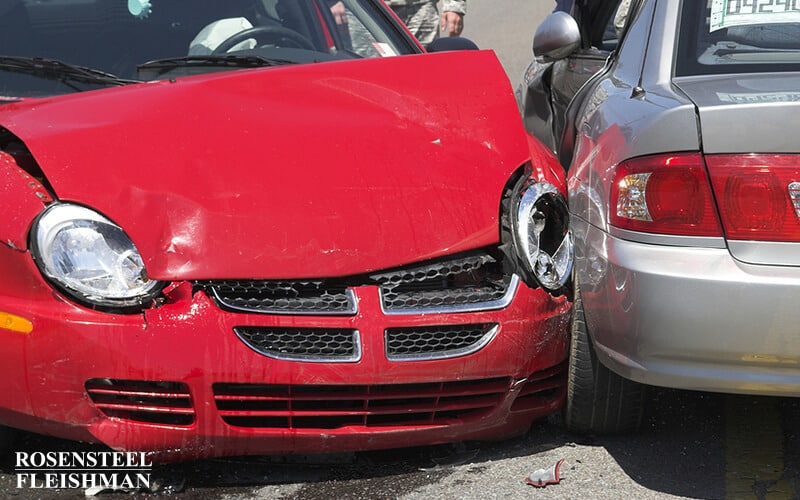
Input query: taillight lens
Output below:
<box><xmin>610</xmin><ymin>153</ymin><xmax>722</xmax><ymax>236</ymax></box>
<box><xmin>706</xmin><ymin>154</ymin><xmax>800</xmax><ymax>241</ymax></box>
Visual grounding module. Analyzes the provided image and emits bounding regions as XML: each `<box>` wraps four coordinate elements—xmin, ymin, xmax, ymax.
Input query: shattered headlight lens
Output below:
<box><xmin>31</xmin><ymin>203</ymin><xmax>163</xmax><ymax>309</ymax></box>
<box><xmin>512</xmin><ymin>180</ymin><xmax>573</xmax><ymax>291</ymax></box>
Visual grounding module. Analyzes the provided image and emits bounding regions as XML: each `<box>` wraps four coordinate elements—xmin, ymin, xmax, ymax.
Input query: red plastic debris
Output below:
<box><xmin>525</xmin><ymin>458</ymin><xmax>565</xmax><ymax>488</ymax></box>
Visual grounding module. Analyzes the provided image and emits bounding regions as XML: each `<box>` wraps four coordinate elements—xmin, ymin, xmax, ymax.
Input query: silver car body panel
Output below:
<box><xmin>578</xmin><ymin>217</ymin><xmax>800</xmax><ymax>396</ymax></box>
<box><xmin>727</xmin><ymin>241</ymin><xmax>800</xmax><ymax>267</ymax></box>
<box><xmin>569</xmin><ymin>0</ymin><xmax>698</xmax><ymax>233</ymax></box>
<box><xmin>609</xmin><ymin>226</ymin><xmax>726</xmax><ymax>249</ymax></box>
<box><xmin>562</xmin><ymin>0</ymin><xmax>800</xmax><ymax>394</ymax></box>
<box><xmin>675</xmin><ymin>73</ymin><xmax>800</xmax><ymax>154</ymax></box>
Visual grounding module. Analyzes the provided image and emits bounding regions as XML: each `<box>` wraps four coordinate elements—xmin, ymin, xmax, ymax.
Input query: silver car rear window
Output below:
<box><xmin>676</xmin><ymin>0</ymin><xmax>800</xmax><ymax>76</ymax></box>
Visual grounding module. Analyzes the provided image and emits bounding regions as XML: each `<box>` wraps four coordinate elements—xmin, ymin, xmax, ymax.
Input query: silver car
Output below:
<box><xmin>519</xmin><ymin>0</ymin><xmax>800</xmax><ymax>433</ymax></box>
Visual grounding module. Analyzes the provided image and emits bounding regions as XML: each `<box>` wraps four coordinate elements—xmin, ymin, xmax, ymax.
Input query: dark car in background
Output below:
<box><xmin>520</xmin><ymin>0</ymin><xmax>800</xmax><ymax>433</ymax></box>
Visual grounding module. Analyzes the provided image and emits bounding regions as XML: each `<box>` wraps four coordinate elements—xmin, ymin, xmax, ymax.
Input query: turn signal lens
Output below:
<box><xmin>610</xmin><ymin>153</ymin><xmax>722</xmax><ymax>236</ymax></box>
<box><xmin>0</xmin><ymin>311</ymin><xmax>33</xmax><ymax>334</ymax></box>
<box><xmin>616</xmin><ymin>173</ymin><xmax>651</xmax><ymax>222</ymax></box>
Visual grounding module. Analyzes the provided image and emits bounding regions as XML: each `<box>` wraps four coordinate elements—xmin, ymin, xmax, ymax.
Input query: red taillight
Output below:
<box><xmin>610</xmin><ymin>153</ymin><xmax>722</xmax><ymax>236</ymax></box>
<box><xmin>706</xmin><ymin>154</ymin><xmax>800</xmax><ymax>242</ymax></box>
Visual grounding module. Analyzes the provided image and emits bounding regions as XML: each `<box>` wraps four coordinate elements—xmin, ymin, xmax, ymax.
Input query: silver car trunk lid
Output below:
<box><xmin>674</xmin><ymin>73</ymin><xmax>800</xmax><ymax>154</ymax></box>
<box><xmin>675</xmin><ymin>73</ymin><xmax>800</xmax><ymax>266</ymax></box>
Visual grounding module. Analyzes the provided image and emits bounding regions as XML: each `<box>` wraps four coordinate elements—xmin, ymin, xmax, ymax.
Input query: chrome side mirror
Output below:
<box><xmin>532</xmin><ymin>12</ymin><xmax>580</xmax><ymax>61</ymax></box>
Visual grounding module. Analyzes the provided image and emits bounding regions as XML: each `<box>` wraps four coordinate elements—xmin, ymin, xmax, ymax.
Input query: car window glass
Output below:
<box><xmin>329</xmin><ymin>2</ymin><xmax>398</xmax><ymax>58</ymax></box>
<box><xmin>677</xmin><ymin>0</ymin><xmax>800</xmax><ymax>76</ymax></box>
<box><xmin>582</xmin><ymin>0</ymin><xmax>628</xmax><ymax>51</ymax></box>
<box><xmin>0</xmin><ymin>0</ymin><xmax>417</xmax><ymax>96</ymax></box>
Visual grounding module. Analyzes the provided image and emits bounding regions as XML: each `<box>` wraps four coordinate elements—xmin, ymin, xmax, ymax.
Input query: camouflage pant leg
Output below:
<box><xmin>392</xmin><ymin>2</ymin><xmax>440</xmax><ymax>45</ymax></box>
<box><xmin>346</xmin><ymin>15</ymin><xmax>381</xmax><ymax>57</ymax></box>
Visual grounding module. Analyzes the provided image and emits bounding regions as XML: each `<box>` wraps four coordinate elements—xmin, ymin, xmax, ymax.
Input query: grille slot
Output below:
<box><xmin>235</xmin><ymin>327</ymin><xmax>361</xmax><ymax>362</ymax></box>
<box><xmin>213</xmin><ymin>377</ymin><xmax>511</xmax><ymax>429</ymax></box>
<box><xmin>203</xmin><ymin>280</ymin><xmax>356</xmax><ymax>315</ymax></box>
<box><xmin>371</xmin><ymin>253</ymin><xmax>515</xmax><ymax>313</ymax></box>
<box><xmin>197</xmin><ymin>250</ymin><xmax>514</xmax><ymax>316</ymax></box>
<box><xmin>385</xmin><ymin>323</ymin><xmax>498</xmax><ymax>361</ymax></box>
<box><xmin>85</xmin><ymin>379</ymin><xmax>194</xmax><ymax>425</ymax></box>
<box><xmin>510</xmin><ymin>363</ymin><xmax>568</xmax><ymax>412</ymax></box>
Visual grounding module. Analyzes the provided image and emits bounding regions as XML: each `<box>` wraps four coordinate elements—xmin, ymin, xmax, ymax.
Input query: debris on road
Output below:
<box><xmin>525</xmin><ymin>458</ymin><xmax>565</xmax><ymax>488</ymax></box>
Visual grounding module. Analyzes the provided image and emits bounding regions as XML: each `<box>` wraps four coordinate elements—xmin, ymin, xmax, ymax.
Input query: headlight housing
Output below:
<box><xmin>511</xmin><ymin>178</ymin><xmax>573</xmax><ymax>292</ymax></box>
<box><xmin>31</xmin><ymin>203</ymin><xmax>164</xmax><ymax>310</ymax></box>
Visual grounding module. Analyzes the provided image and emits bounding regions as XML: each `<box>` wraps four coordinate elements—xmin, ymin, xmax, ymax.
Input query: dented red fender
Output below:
<box><xmin>0</xmin><ymin>51</ymin><xmax>536</xmax><ymax>280</ymax></box>
<box><xmin>0</xmin><ymin>152</ymin><xmax>51</xmax><ymax>251</ymax></box>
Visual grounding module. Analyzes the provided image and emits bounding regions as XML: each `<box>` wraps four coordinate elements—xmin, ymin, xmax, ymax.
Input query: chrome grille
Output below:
<box><xmin>85</xmin><ymin>379</ymin><xmax>194</xmax><ymax>425</ymax></box>
<box><xmin>385</xmin><ymin>323</ymin><xmax>498</xmax><ymax>361</ymax></box>
<box><xmin>203</xmin><ymin>280</ymin><xmax>356</xmax><ymax>315</ymax></box>
<box><xmin>234</xmin><ymin>327</ymin><xmax>361</xmax><ymax>362</ymax></box>
<box><xmin>197</xmin><ymin>250</ymin><xmax>514</xmax><ymax>315</ymax></box>
<box><xmin>213</xmin><ymin>377</ymin><xmax>511</xmax><ymax>429</ymax></box>
<box><xmin>372</xmin><ymin>253</ymin><xmax>515</xmax><ymax>313</ymax></box>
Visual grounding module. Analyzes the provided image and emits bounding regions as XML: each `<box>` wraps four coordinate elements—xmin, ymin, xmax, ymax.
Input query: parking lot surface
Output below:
<box><xmin>4</xmin><ymin>388</ymin><xmax>800</xmax><ymax>499</ymax></box>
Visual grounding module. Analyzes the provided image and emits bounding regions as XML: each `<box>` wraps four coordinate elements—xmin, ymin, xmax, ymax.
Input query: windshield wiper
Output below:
<box><xmin>137</xmin><ymin>54</ymin><xmax>293</xmax><ymax>72</ymax></box>
<box><xmin>0</xmin><ymin>56</ymin><xmax>138</xmax><ymax>88</ymax></box>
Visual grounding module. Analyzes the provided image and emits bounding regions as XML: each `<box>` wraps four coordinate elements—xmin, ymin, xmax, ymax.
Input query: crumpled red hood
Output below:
<box><xmin>1</xmin><ymin>51</ymin><xmax>531</xmax><ymax>279</ymax></box>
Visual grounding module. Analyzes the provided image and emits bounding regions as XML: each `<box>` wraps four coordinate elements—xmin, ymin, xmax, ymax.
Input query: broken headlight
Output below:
<box><xmin>31</xmin><ymin>203</ymin><xmax>163</xmax><ymax>309</ymax></box>
<box><xmin>511</xmin><ymin>179</ymin><xmax>573</xmax><ymax>291</ymax></box>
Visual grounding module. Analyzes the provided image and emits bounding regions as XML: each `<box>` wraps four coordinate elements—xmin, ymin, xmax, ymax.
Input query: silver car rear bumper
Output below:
<box><xmin>577</xmin><ymin>219</ymin><xmax>800</xmax><ymax>396</ymax></box>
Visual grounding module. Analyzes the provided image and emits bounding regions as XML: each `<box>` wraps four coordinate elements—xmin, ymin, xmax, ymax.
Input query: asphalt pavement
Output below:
<box><xmin>461</xmin><ymin>0</ymin><xmax>553</xmax><ymax>89</ymax></box>
<box><xmin>8</xmin><ymin>388</ymin><xmax>791</xmax><ymax>499</ymax></box>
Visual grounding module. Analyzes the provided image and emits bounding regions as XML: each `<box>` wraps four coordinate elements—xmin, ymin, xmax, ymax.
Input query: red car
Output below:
<box><xmin>0</xmin><ymin>0</ymin><xmax>573</xmax><ymax>461</ymax></box>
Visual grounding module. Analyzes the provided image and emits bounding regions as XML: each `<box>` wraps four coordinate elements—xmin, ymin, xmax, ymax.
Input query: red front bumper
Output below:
<box><xmin>1</xmin><ymin>249</ymin><xmax>570</xmax><ymax>462</ymax></box>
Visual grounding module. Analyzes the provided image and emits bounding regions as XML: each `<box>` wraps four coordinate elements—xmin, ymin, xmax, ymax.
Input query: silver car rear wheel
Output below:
<box><xmin>565</xmin><ymin>285</ymin><xmax>645</xmax><ymax>434</ymax></box>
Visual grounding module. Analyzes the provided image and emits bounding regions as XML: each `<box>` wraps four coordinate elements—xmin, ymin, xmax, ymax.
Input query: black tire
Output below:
<box><xmin>565</xmin><ymin>285</ymin><xmax>645</xmax><ymax>434</ymax></box>
<box><xmin>0</xmin><ymin>425</ymin><xmax>15</xmax><ymax>461</ymax></box>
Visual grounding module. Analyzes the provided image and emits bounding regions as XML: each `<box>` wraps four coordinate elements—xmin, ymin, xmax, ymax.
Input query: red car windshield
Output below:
<box><xmin>0</xmin><ymin>0</ymin><xmax>418</xmax><ymax>96</ymax></box>
<box><xmin>677</xmin><ymin>0</ymin><xmax>800</xmax><ymax>76</ymax></box>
